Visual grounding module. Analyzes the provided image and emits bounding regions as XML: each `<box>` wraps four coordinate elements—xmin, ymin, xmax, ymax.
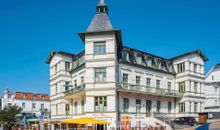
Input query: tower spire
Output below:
<box><xmin>98</xmin><ymin>0</ymin><xmax>106</xmax><ymax>6</ymax></box>
<box><xmin>96</xmin><ymin>0</ymin><xmax>108</xmax><ymax>14</ymax></box>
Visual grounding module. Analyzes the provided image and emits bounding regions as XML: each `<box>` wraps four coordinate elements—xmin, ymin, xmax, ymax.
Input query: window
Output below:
<box><xmin>73</xmin><ymin>80</ymin><xmax>76</xmax><ymax>87</ymax></box>
<box><xmin>7</xmin><ymin>94</ymin><xmax>11</xmax><ymax>99</ymax></box>
<box><xmin>212</xmin><ymin>75</ymin><xmax>214</xmax><ymax>80</ymax></box>
<box><xmin>179</xmin><ymin>82</ymin><xmax>185</xmax><ymax>93</ymax></box>
<box><xmin>146</xmin><ymin>78</ymin><xmax>151</xmax><ymax>92</ymax></box>
<box><xmin>168</xmin><ymin>82</ymin><xmax>171</xmax><ymax>92</ymax></box>
<box><xmin>168</xmin><ymin>102</ymin><xmax>172</xmax><ymax>113</ymax></box>
<box><xmin>122</xmin><ymin>51</ymin><xmax>130</xmax><ymax>62</ymax></box>
<box><xmin>156</xmin><ymin>61</ymin><xmax>162</xmax><ymax>69</ymax></box>
<box><xmin>147</xmin><ymin>57</ymin><xmax>153</xmax><ymax>67</ymax></box>
<box><xmin>194</xmin><ymin>102</ymin><xmax>198</xmax><ymax>113</ymax></box>
<box><xmin>56</xmin><ymin>104</ymin><xmax>58</xmax><ymax>115</ymax></box>
<box><xmin>95</xmin><ymin>68</ymin><xmax>106</xmax><ymax>83</ymax></box>
<box><xmin>194</xmin><ymin>64</ymin><xmax>197</xmax><ymax>73</ymax></box>
<box><xmin>136</xmin><ymin>99</ymin><xmax>141</xmax><ymax>113</ymax></box>
<box><xmin>81</xmin><ymin>100</ymin><xmax>84</xmax><ymax>113</ymax></box>
<box><xmin>54</xmin><ymin>64</ymin><xmax>58</xmax><ymax>74</ymax></box>
<box><xmin>156</xmin><ymin>101</ymin><xmax>161</xmax><ymax>113</ymax></box>
<box><xmin>41</xmin><ymin>104</ymin><xmax>44</xmax><ymax>110</ymax></box>
<box><xmin>94</xmin><ymin>42</ymin><xmax>106</xmax><ymax>55</ymax></box>
<box><xmin>194</xmin><ymin>82</ymin><xmax>198</xmax><ymax>93</ymax></box>
<box><xmin>74</xmin><ymin>102</ymin><xmax>77</xmax><ymax>114</ymax></box>
<box><xmin>65</xmin><ymin>62</ymin><xmax>71</xmax><ymax>71</ymax></box>
<box><xmin>123</xmin><ymin>74</ymin><xmax>128</xmax><ymax>84</ymax></box>
<box><xmin>95</xmin><ymin>96</ymin><xmax>107</xmax><ymax>112</ymax></box>
<box><xmin>135</xmin><ymin>55</ymin><xmax>142</xmax><ymax>65</ymax></box>
<box><xmin>55</xmin><ymin>84</ymin><xmax>58</xmax><ymax>94</ymax></box>
<box><xmin>179</xmin><ymin>102</ymin><xmax>185</xmax><ymax>113</ymax></box>
<box><xmin>66</xmin><ymin>104</ymin><xmax>70</xmax><ymax>115</ymax></box>
<box><xmin>123</xmin><ymin>98</ymin><xmax>129</xmax><ymax>113</ymax></box>
<box><xmin>22</xmin><ymin>102</ymin><xmax>25</xmax><ymax>109</ymax></box>
<box><xmin>177</xmin><ymin>62</ymin><xmax>185</xmax><ymax>73</ymax></box>
<box><xmin>32</xmin><ymin>103</ymin><xmax>36</xmax><ymax>109</ymax></box>
<box><xmin>146</xmin><ymin>78</ymin><xmax>151</xmax><ymax>87</ymax></box>
<box><xmin>189</xmin><ymin>102</ymin><xmax>192</xmax><ymax>113</ymax></box>
<box><xmin>136</xmin><ymin>76</ymin><xmax>141</xmax><ymax>85</ymax></box>
<box><xmin>81</xmin><ymin>77</ymin><xmax>84</xmax><ymax>85</ymax></box>
<box><xmin>146</xmin><ymin>100</ymin><xmax>152</xmax><ymax>113</ymax></box>
<box><xmin>156</xmin><ymin>80</ymin><xmax>161</xmax><ymax>92</ymax></box>
<box><xmin>65</xmin><ymin>81</ymin><xmax>70</xmax><ymax>91</ymax></box>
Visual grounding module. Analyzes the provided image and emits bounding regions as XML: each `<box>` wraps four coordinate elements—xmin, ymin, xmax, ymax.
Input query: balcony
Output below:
<box><xmin>118</xmin><ymin>83</ymin><xmax>183</xmax><ymax>98</ymax></box>
<box><xmin>64</xmin><ymin>84</ymin><xmax>85</xmax><ymax>97</ymax></box>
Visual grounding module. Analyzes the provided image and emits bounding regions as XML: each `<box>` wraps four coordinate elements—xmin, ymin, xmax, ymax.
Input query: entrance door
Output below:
<box><xmin>97</xmin><ymin>124</ymin><xmax>104</xmax><ymax>130</ymax></box>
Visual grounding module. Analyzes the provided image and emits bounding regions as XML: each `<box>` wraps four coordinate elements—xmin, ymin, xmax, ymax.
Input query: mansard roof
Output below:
<box><xmin>170</xmin><ymin>50</ymin><xmax>208</xmax><ymax>61</ymax></box>
<box><xmin>118</xmin><ymin>46</ymin><xmax>176</xmax><ymax>74</ymax></box>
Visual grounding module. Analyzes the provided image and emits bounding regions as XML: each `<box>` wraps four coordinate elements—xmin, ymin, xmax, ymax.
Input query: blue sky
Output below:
<box><xmin>0</xmin><ymin>0</ymin><xmax>220</xmax><ymax>94</ymax></box>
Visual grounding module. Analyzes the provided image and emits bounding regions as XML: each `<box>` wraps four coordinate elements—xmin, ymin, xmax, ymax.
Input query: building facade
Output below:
<box><xmin>204</xmin><ymin>63</ymin><xmax>220</xmax><ymax>112</ymax></box>
<box><xmin>1</xmin><ymin>89</ymin><xmax>50</xmax><ymax>117</ymax></box>
<box><xmin>46</xmin><ymin>0</ymin><xmax>208</xmax><ymax>129</ymax></box>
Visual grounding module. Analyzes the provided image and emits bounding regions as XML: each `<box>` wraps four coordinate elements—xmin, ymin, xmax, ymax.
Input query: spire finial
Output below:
<box><xmin>96</xmin><ymin>0</ymin><xmax>108</xmax><ymax>14</ymax></box>
<box><xmin>98</xmin><ymin>0</ymin><xmax>106</xmax><ymax>5</ymax></box>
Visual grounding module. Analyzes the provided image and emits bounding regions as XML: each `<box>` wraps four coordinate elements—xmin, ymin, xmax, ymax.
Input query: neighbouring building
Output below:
<box><xmin>0</xmin><ymin>96</ymin><xmax>2</xmax><ymax>110</ymax></box>
<box><xmin>204</xmin><ymin>63</ymin><xmax>220</xmax><ymax>112</ymax></box>
<box><xmin>46</xmin><ymin>0</ymin><xmax>208</xmax><ymax>129</ymax></box>
<box><xmin>1</xmin><ymin>88</ymin><xmax>50</xmax><ymax>117</ymax></box>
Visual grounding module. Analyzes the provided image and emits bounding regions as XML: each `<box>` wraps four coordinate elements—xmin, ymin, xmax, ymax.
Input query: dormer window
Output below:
<box><xmin>94</xmin><ymin>42</ymin><xmax>106</xmax><ymax>55</ymax></box>
<box><xmin>122</xmin><ymin>51</ymin><xmax>130</xmax><ymax>62</ymax></box>
<box><xmin>147</xmin><ymin>57</ymin><xmax>153</xmax><ymax>67</ymax></box>
<box><xmin>156</xmin><ymin>60</ymin><xmax>162</xmax><ymax>69</ymax></box>
<box><xmin>135</xmin><ymin>54</ymin><xmax>142</xmax><ymax>65</ymax></box>
<box><xmin>65</xmin><ymin>62</ymin><xmax>71</xmax><ymax>71</ymax></box>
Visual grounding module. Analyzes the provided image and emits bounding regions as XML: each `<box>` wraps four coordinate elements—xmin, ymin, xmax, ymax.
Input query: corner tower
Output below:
<box><xmin>78</xmin><ymin>0</ymin><xmax>121</xmax><ymax>128</ymax></box>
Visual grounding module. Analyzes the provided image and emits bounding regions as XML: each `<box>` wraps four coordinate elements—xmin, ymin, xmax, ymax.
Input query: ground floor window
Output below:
<box><xmin>178</xmin><ymin>102</ymin><xmax>185</xmax><ymax>113</ymax></box>
<box><xmin>74</xmin><ymin>102</ymin><xmax>77</xmax><ymax>114</ymax></box>
<box><xmin>81</xmin><ymin>100</ymin><xmax>84</xmax><ymax>113</ymax></box>
<box><xmin>168</xmin><ymin>101</ymin><xmax>172</xmax><ymax>113</ymax></box>
<box><xmin>156</xmin><ymin>101</ymin><xmax>161</xmax><ymax>113</ymax></box>
<box><xmin>146</xmin><ymin>100</ymin><xmax>152</xmax><ymax>113</ymax></box>
<box><xmin>123</xmin><ymin>98</ymin><xmax>129</xmax><ymax>112</ymax></box>
<box><xmin>136</xmin><ymin>99</ymin><xmax>141</xmax><ymax>113</ymax></box>
<box><xmin>95</xmin><ymin>96</ymin><xmax>107</xmax><ymax>112</ymax></box>
<box><xmin>194</xmin><ymin>102</ymin><xmax>198</xmax><ymax>113</ymax></box>
<box><xmin>66</xmin><ymin>104</ymin><xmax>70</xmax><ymax>115</ymax></box>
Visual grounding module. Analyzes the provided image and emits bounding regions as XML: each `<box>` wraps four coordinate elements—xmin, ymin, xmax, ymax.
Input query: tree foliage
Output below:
<box><xmin>0</xmin><ymin>105</ymin><xmax>22</xmax><ymax>130</ymax></box>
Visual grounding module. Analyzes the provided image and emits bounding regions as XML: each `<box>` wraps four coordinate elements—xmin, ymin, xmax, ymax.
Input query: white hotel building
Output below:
<box><xmin>204</xmin><ymin>63</ymin><xmax>220</xmax><ymax>112</ymax></box>
<box><xmin>46</xmin><ymin>0</ymin><xmax>208</xmax><ymax>129</ymax></box>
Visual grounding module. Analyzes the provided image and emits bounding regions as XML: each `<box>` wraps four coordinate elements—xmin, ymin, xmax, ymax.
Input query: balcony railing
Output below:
<box><xmin>118</xmin><ymin>83</ymin><xmax>183</xmax><ymax>98</ymax></box>
<box><xmin>64</xmin><ymin>84</ymin><xmax>85</xmax><ymax>97</ymax></box>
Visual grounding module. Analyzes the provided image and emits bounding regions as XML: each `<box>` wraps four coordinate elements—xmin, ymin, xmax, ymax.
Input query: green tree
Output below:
<box><xmin>0</xmin><ymin>105</ymin><xmax>22</xmax><ymax>130</ymax></box>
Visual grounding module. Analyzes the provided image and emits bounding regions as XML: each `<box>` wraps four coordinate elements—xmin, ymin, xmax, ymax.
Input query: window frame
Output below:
<box><xmin>94</xmin><ymin>42</ymin><xmax>106</xmax><ymax>55</ymax></box>
<box><xmin>95</xmin><ymin>68</ymin><xmax>106</xmax><ymax>83</ymax></box>
<box><xmin>94</xmin><ymin>96</ymin><xmax>107</xmax><ymax>112</ymax></box>
<box><xmin>123</xmin><ymin>98</ymin><xmax>129</xmax><ymax>113</ymax></box>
